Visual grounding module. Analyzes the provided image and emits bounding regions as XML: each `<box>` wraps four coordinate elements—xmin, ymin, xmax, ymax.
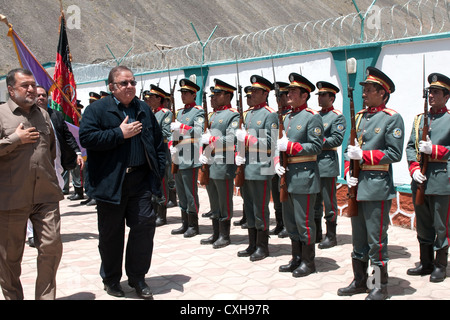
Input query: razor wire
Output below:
<box><xmin>74</xmin><ymin>0</ymin><xmax>450</xmax><ymax>83</ymax></box>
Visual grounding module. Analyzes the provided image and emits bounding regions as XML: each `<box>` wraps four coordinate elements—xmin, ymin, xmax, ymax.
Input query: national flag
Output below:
<box><xmin>51</xmin><ymin>13</ymin><xmax>80</xmax><ymax>126</ymax></box>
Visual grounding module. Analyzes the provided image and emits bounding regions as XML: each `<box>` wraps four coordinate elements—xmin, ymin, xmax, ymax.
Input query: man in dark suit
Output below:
<box><xmin>79</xmin><ymin>66</ymin><xmax>166</xmax><ymax>299</ymax></box>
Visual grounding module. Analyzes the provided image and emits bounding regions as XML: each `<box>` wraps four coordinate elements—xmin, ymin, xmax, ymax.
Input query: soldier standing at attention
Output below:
<box><xmin>275</xmin><ymin>73</ymin><xmax>323</xmax><ymax>277</ymax></box>
<box><xmin>406</xmin><ymin>73</ymin><xmax>450</xmax><ymax>283</ymax></box>
<box><xmin>170</xmin><ymin>79</ymin><xmax>205</xmax><ymax>238</ymax></box>
<box><xmin>143</xmin><ymin>85</ymin><xmax>172</xmax><ymax>226</ymax></box>
<box><xmin>200</xmin><ymin>79</ymin><xmax>240</xmax><ymax>249</ymax></box>
<box><xmin>314</xmin><ymin>81</ymin><xmax>346</xmax><ymax>249</ymax></box>
<box><xmin>338</xmin><ymin>67</ymin><xmax>404</xmax><ymax>300</ymax></box>
<box><xmin>236</xmin><ymin>75</ymin><xmax>278</xmax><ymax>261</ymax></box>
<box><xmin>270</xmin><ymin>82</ymin><xmax>291</xmax><ymax>238</ymax></box>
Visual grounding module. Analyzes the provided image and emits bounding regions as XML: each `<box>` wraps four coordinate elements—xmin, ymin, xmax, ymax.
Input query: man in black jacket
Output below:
<box><xmin>79</xmin><ymin>66</ymin><xmax>166</xmax><ymax>299</ymax></box>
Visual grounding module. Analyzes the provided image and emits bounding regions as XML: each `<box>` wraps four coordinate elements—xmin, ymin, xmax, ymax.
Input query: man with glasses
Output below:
<box><xmin>0</xmin><ymin>68</ymin><xmax>64</xmax><ymax>300</ymax></box>
<box><xmin>80</xmin><ymin>66</ymin><xmax>166</xmax><ymax>299</ymax></box>
<box><xmin>338</xmin><ymin>67</ymin><xmax>404</xmax><ymax>300</ymax></box>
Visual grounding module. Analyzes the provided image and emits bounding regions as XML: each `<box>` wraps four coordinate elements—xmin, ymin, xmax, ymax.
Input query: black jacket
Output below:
<box><xmin>47</xmin><ymin>108</ymin><xmax>80</xmax><ymax>171</ymax></box>
<box><xmin>79</xmin><ymin>95</ymin><xmax>166</xmax><ymax>204</ymax></box>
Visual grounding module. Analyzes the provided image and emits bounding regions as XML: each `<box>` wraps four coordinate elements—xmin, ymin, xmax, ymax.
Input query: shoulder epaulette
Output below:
<box><xmin>357</xmin><ymin>109</ymin><xmax>367</xmax><ymax>115</ymax></box>
<box><xmin>383</xmin><ymin>108</ymin><xmax>398</xmax><ymax>116</ymax></box>
<box><xmin>332</xmin><ymin>109</ymin><xmax>343</xmax><ymax>115</ymax></box>
<box><xmin>194</xmin><ymin>105</ymin><xmax>203</xmax><ymax>110</ymax></box>
<box><xmin>229</xmin><ymin>108</ymin><xmax>239</xmax><ymax>113</ymax></box>
<box><xmin>264</xmin><ymin>106</ymin><xmax>276</xmax><ymax>113</ymax></box>
<box><xmin>306</xmin><ymin>107</ymin><xmax>319</xmax><ymax>115</ymax></box>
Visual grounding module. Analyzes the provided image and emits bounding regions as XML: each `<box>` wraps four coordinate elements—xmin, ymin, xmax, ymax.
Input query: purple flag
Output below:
<box><xmin>7</xmin><ymin>27</ymin><xmax>54</xmax><ymax>91</ymax></box>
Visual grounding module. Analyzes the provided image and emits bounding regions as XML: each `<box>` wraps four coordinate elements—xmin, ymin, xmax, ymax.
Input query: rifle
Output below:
<box><xmin>234</xmin><ymin>60</ymin><xmax>245</xmax><ymax>187</ymax></box>
<box><xmin>170</xmin><ymin>77</ymin><xmax>179</xmax><ymax>174</ymax></box>
<box><xmin>271</xmin><ymin>58</ymin><xmax>288</xmax><ymax>202</ymax></box>
<box><xmin>198</xmin><ymin>89</ymin><xmax>210</xmax><ymax>186</ymax></box>
<box><xmin>346</xmin><ymin>52</ymin><xmax>359</xmax><ymax>217</ymax></box>
<box><xmin>415</xmin><ymin>56</ymin><xmax>429</xmax><ymax>206</ymax></box>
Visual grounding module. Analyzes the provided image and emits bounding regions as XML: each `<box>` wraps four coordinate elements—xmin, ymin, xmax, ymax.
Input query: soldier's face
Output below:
<box><xmin>429</xmin><ymin>88</ymin><xmax>449</xmax><ymax>108</ymax></box>
<box><xmin>181</xmin><ymin>91</ymin><xmax>196</xmax><ymax>104</ymax></box>
<box><xmin>250</xmin><ymin>88</ymin><xmax>267</xmax><ymax>105</ymax></box>
<box><xmin>318</xmin><ymin>92</ymin><xmax>333</xmax><ymax>108</ymax></box>
<box><xmin>362</xmin><ymin>84</ymin><xmax>384</xmax><ymax>107</ymax></box>
<box><xmin>287</xmin><ymin>88</ymin><xmax>307</xmax><ymax>107</ymax></box>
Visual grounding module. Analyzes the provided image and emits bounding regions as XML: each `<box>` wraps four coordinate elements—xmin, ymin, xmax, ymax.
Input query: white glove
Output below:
<box><xmin>201</xmin><ymin>129</ymin><xmax>212</xmax><ymax>145</ymax></box>
<box><xmin>170</xmin><ymin>120</ymin><xmax>182</xmax><ymax>131</ymax></box>
<box><xmin>235</xmin><ymin>155</ymin><xmax>246</xmax><ymax>166</ymax></box>
<box><xmin>170</xmin><ymin>145</ymin><xmax>178</xmax><ymax>156</ymax></box>
<box><xmin>277</xmin><ymin>131</ymin><xmax>289</xmax><ymax>152</ymax></box>
<box><xmin>275</xmin><ymin>163</ymin><xmax>286</xmax><ymax>177</ymax></box>
<box><xmin>412</xmin><ymin>170</ymin><xmax>427</xmax><ymax>184</ymax></box>
<box><xmin>348</xmin><ymin>138</ymin><xmax>363</xmax><ymax>160</ymax></box>
<box><xmin>419</xmin><ymin>135</ymin><xmax>432</xmax><ymax>155</ymax></box>
<box><xmin>236</xmin><ymin>125</ymin><xmax>247</xmax><ymax>142</ymax></box>
<box><xmin>346</xmin><ymin>172</ymin><xmax>358</xmax><ymax>187</ymax></box>
<box><xmin>200</xmin><ymin>154</ymin><xmax>214</xmax><ymax>165</ymax></box>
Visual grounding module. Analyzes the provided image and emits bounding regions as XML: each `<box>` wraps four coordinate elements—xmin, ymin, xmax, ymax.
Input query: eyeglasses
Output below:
<box><xmin>114</xmin><ymin>80</ymin><xmax>137</xmax><ymax>88</ymax></box>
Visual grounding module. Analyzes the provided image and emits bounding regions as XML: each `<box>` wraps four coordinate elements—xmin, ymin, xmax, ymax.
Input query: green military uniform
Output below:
<box><xmin>170</xmin><ymin>79</ymin><xmax>204</xmax><ymax>237</ymax></box>
<box><xmin>237</xmin><ymin>75</ymin><xmax>278</xmax><ymax>262</ymax></box>
<box><xmin>277</xmin><ymin>73</ymin><xmax>323</xmax><ymax>278</ymax></box>
<box><xmin>270</xmin><ymin>82</ymin><xmax>291</xmax><ymax>237</ymax></box>
<box><xmin>313</xmin><ymin>81</ymin><xmax>347</xmax><ymax>249</ymax></box>
<box><xmin>145</xmin><ymin>85</ymin><xmax>173</xmax><ymax>226</ymax></box>
<box><xmin>406</xmin><ymin>73</ymin><xmax>450</xmax><ymax>283</ymax></box>
<box><xmin>201</xmin><ymin>79</ymin><xmax>240</xmax><ymax>249</ymax></box>
<box><xmin>339</xmin><ymin>67</ymin><xmax>404</xmax><ymax>300</ymax></box>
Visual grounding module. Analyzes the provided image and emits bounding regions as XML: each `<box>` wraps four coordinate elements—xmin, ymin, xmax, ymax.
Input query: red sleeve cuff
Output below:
<box><xmin>286</xmin><ymin>141</ymin><xmax>303</xmax><ymax>155</ymax></box>
<box><xmin>344</xmin><ymin>160</ymin><xmax>350</xmax><ymax>177</ymax></box>
<box><xmin>180</xmin><ymin>124</ymin><xmax>192</xmax><ymax>134</ymax></box>
<box><xmin>245</xmin><ymin>134</ymin><xmax>258</xmax><ymax>147</ymax></box>
<box><xmin>431</xmin><ymin>145</ymin><xmax>449</xmax><ymax>160</ymax></box>
<box><xmin>362</xmin><ymin>150</ymin><xmax>385</xmax><ymax>165</ymax></box>
<box><xmin>409</xmin><ymin>161</ymin><xmax>420</xmax><ymax>176</ymax></box>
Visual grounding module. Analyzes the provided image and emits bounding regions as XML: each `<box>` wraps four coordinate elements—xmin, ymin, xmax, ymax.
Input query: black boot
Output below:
<box><xmin>237</xmin><ymin>228</ymin><xmax>257</xmax><ymax>257</ymax></box>
<box><xmin>366</xmin><ymin>265</ymin><xmax>389</xmax><ymax>300</ymax></box>
<box><xmin>292</xmin><ymin>243</ymin><xmax>316</xmax><ymax>277</ymax></box>
<box><xmin>68</xmin><ymin>187</ymin><xmax>84</xmax><ymax>200</ymax></box>
<box><xmin>315</xmin><ymin>218</ymin><xmax>322</xmax><ymax>243</ymax></box>
<box><xmin>318</xmin><ymin>220</ymin><xmax>337</xmax><ymax>249</ymax></box>
<box><xmin>184</xmin><ymin>213</ymin><xmax>199</xmax><ymax>238</ymax></box>
<box><xmin>200</xmin><ymin>219</ymin><xmax>219</xmax><ymax>245</ymax></box>
<box><xmin>407</xmin><ymin>243</ymin><xmax>434</xmax><ymax>276</ymax></box>
<box><xmin>430</xmin><ymin>246</ymin><xmax>448</xmax><ymax>283</ymax></box>
<box><xmin>166</xmin><ymin>188</ymin><xmax>177</xmax><ymax>208</ymax></box>
<box><xmin>171</xmin><ymin>210</ymin><xmax>188</xmax><ymax>235</ymax></box>
<box><xmin>213</xmin><ymin>220</ymin><xmax>231</xmax><ymax>249</ymax></box>
<box><xmin>270</xmin><ymin>210</ymin><xmax>284</xmax><ymax>235</ymax></box>
<box><xmin>250</xmin><ymin>229</ymin><xmax>269</xmax><ymax>261</ymax></box>
<box><xmin>155</xmin><ymin>203</ymin><xmax>167</xmax><ymax>227</ymax></box>
<box><xmin>277</xmin><ymin>227</ymin><xmax>288</xmax><ymax>238</ymax></box>
<box><xmin>279</xmin><ymin>240</ymin><xmax>302</xmax><ymax>272</ymax></box>
<box><xmin>337</xmin><ymin>259</ymin><xmax>369</xmax><ymax>296</ymax></box>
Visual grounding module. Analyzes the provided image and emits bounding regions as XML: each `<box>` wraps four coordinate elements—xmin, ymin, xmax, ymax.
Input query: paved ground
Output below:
<box><xmin>4</xmin><ymin>187</ymin><xmax>450</xmax><ymax>301</ymax></box>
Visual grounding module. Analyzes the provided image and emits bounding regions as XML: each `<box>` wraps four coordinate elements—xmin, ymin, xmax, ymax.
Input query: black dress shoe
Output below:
<box><xmin>129</xmin><ymin>280</ymin><xmax>154</xmax><ymax>300</ymax></box>
<box><xmin>104</xmin><ymin>283</ymin><xmax>125</xmax><ymax>297</ymax></box>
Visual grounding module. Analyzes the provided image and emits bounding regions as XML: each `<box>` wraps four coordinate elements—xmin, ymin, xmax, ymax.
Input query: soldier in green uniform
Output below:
<box><xmin>338</xmin><ymin>67</ymin><xmax>404</xmax><ymax>300</ymax></box>
<box><xmin>275</xmin><ymin>73</ymin><xmax>323</xmax><ymax>277</ymax></box>
<box><xmin>200</xmin><ymin>79</ymin><xmax>240</xmax><ymax>249</ymax></box>
<box><xmin>406</xmin><ymin>73</ymin><xmax>450</xmax><ymax>283</ymax></box>
<box><xmin>170</xmin><ymin>79</ymin><xmax>204</xmax><ymax>237</ymax></box>
<box><xmin>314</xmin><ymin>81</ymin><xmax>346</xmax><ymax>249</ymax></box>
<box><xmin>236</xmin><ymin>75</ymin><xmax>278</xmax><ymax>261</ymax></box>
<box><xmin>271</xmin><ymin>82</ymin><xmax>291</xmax><ymax>238</ymax></box>
<box><xmin>143</xmin><ymin>85</ymin><xmax>172</xmax><ymax>226</ymax></box>
<box><xmin>163</xmin><ymin>92</ymin><xmax>177</xmax><ymax>208</ymax></box>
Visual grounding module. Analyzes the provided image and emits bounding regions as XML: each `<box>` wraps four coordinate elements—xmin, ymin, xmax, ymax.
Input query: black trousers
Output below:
<box><xmin>97</xmin><ymin>167</ymin><xmax>156</xmax><ymax>285</ymax></box>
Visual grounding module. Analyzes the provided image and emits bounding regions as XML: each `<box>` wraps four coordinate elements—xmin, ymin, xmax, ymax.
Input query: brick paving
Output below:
<box><xmin>3</xmin><ymin>186</ymin><xmax>450</xmax><ymax>300</ymax></box>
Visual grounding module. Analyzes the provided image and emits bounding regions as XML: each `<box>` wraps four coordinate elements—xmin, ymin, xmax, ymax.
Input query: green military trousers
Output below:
<box><xmin>241</xmin><ymin>180</ymin><xmax>271</xmax><ymax>231</ymax></box>
<box><xmin>351</xmin><ymin>200</ymin><xmax>392</xmax><ymax>267</ymax></box>
<box><xmin>206</xmin><ymin>178</ymin><xmax>234</xmax><ymax>221</ymax></box>
<box><xmin>174</xmin><ymin>168</ymin><xmax>199</xmax><ymax>215</ymax></box>
<box><xmin>282</xmin><ymin>193</ymin><xmax>317</xmax><ymax>245</ymax></box>
<box><xmin>314</xmin><ymin>177</ymin><xmax>338</xmax><ymax>222</ymax></box>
